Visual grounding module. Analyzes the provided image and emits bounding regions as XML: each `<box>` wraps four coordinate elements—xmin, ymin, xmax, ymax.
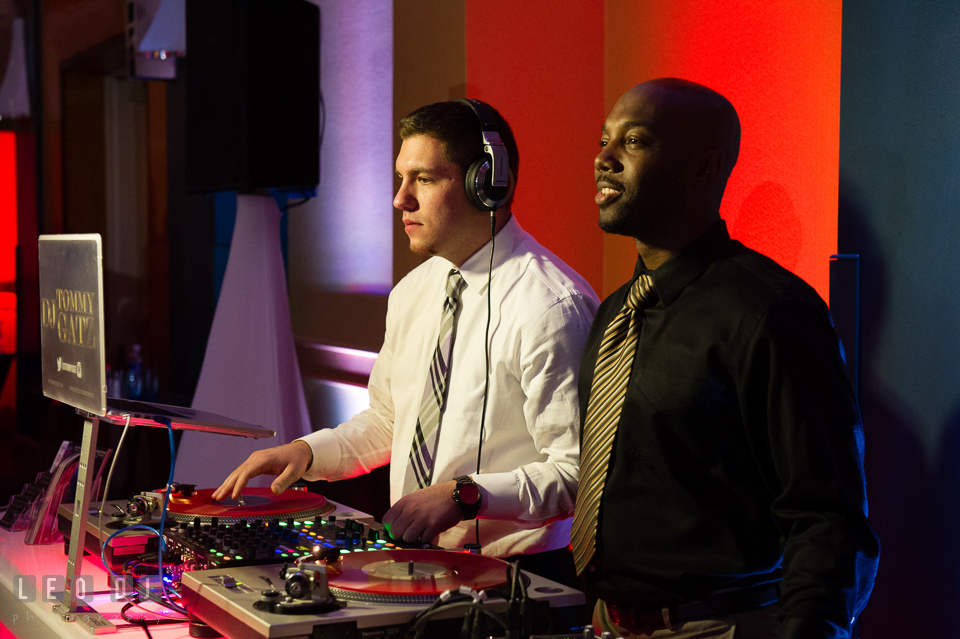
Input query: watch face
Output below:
<box><xmin>458</xmin><ymin>482</ymin><xmax>481</xmax><ymax>505</ymax></box>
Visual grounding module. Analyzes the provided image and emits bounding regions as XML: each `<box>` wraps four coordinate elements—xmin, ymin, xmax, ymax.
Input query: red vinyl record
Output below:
<box><xmin>161</xmin><ymin>488</ymin><xmax>333</xmax><ymax>522</ymax></box>
<box><xmin>329</xmin><ymin>549</ymin><xmax>509</xmax><ymax>596</ymax></box>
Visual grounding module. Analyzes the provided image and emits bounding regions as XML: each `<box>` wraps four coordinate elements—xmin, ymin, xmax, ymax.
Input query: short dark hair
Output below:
<box><xmin>399</xmin><ymin>100</ymin><xmax>520</xmax><ymax>183</ymax></box>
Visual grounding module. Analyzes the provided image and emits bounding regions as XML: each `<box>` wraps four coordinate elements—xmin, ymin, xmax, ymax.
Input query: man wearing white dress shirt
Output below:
<box><xmin>214</xmin><ymin>100</ymin><xmax>598</xmax><ymax>584</ymax></box>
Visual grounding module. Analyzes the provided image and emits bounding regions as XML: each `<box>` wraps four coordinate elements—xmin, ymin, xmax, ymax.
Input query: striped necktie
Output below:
<box><xmin>403</xmin><ymin>269</ymin><xmax>468</xmax><ymax>495</ymax></box>
<box><xmin>571</xmin><ymin>273</ymin><xmax>657</xmax><ymax>575</ymax></box>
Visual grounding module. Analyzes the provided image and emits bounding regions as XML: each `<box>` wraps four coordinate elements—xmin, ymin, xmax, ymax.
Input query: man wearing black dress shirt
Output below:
<box><xmin>573</xmin><ymin>78</ymin><xmax>879</xmax><ymax>638</ymax></box>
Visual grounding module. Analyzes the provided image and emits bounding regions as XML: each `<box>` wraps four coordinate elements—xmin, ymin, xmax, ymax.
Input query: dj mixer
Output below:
<box><xmin>57</xmin><ymin>487</ymin><xmax>389</xmax><ymax>575</ymax></box>
<box><xmin>57</xmin><ymin>486</ymin><xmax>588</xmax><ymax>638</ymax></box>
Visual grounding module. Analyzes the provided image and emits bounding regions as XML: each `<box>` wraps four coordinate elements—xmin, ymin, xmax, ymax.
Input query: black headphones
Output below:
<box><xmin>455</xmin><ymin>98</ymin><xmax>514</xmax><ymax>212</ymax></box>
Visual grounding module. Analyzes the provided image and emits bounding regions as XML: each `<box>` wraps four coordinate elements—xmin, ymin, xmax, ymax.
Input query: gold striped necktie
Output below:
<box><xmin>571</xmin><ymin>273</ymin><xmax>657</xmax><ymax>575</ymax></box>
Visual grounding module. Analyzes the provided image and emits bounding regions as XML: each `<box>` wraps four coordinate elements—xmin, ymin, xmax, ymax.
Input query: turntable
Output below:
<box><xmin>181</xmin><ymin>549</ymin><xmax>585</xmax><ymax>639</ymax></box>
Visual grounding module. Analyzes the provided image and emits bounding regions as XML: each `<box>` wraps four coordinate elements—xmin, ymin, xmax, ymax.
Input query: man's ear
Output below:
<box><xmin>693</xmin><ymin>149</ymin><xmax>725</xmax><ymax>186</ymax></box>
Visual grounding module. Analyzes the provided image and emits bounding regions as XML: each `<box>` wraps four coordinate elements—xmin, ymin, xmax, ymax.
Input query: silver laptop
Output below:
<box><xmin>38</xmin><ymin>233</ymin><xmax>275</xmax><ymax>439</ymax></box>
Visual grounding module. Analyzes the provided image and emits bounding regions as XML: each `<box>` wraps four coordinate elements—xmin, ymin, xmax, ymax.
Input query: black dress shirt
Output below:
<box><xmin>579</xmin><ymin>221</ymin><xmax>879</xmax><ymax>636</ymax></box>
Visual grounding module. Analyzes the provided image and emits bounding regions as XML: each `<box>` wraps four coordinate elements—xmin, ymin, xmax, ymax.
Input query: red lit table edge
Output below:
<box><xmin>0</xmin><ymin>526</ymin><xmax>191</xmax><ymax>638</ymax></box>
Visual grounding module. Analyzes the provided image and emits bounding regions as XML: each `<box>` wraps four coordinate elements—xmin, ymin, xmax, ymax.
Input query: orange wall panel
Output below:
<box><xmin>465</xmin><ymin>0</ymin><xmax>606</xmax><ymax>294</ymax></box>
<box><xmin>605</xmin><ymin>1</ymin><xmax>842</xmax><ymax>302</ymax></box>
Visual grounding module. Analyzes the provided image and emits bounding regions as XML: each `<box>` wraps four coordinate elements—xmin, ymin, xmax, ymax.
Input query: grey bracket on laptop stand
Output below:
<box><xmin>52</xmin><ymin>414</ymin><xmax>114</xmax><ymax>633</ymax></box>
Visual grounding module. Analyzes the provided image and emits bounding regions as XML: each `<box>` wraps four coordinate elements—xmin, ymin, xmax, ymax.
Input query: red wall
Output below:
<box><xmin>604</xmin><ymin>1</ymin><xmax>842</xmax><ymax>302</ymax></box>
<box><xmin>466</xmin><ymin>2</ymin><xmax>841</xmax><ymax>302</ymax></box>
<box><xmin>465</xmin><ymin>0</ymin><xmax>606</xmax><ymax>295</ymax></box>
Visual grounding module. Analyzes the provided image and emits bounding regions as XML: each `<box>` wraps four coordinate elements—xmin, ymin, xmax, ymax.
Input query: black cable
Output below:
<box><xmin>281</xmin><ymin>195</ymin><xmax>313</xmax><ymax>212</ymax></box>
<box><xmin>460</xmin><ymin>606</ymin><xmax>475</xmax><ymax>639</ymax></box>
<box><xmin>120</xmin><ymin>601</ymin><xmax>188</xmax><ymax>626</ymax></box>
<box><xmin>410</xmin><ymin>601</ymin><xmax>509</xmax><ymax>639</ymax></box>
<box><xmin>396</xmin><ymin>592</ymin><xmax>474</xmax><ymax>638</ymax></box>
<box><xmin>118</xmin><ymin>559</ymin><xmax>188</xmax><ymax>618</ymax></box>
<box><xmin>474</xmin><ymin>210</ymin><xmax>497</xmax><ymax>547</ymax></box>
<box><xmin>318</xmin><ymin>91</ymin><xmax>326</xmax><ymax>186</ymax></box>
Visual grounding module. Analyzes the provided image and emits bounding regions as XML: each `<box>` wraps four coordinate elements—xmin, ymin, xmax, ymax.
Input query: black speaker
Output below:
<box><xmin>185</xmin><ymin>0</ymin><xmax>319</xmax><ymax>193</ymax></box>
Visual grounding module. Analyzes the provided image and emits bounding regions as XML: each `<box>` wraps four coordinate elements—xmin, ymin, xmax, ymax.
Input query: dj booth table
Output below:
<box><xmin>0</xmin><ymin>526</ymin><xmax>191</xmax><ymax>638</ymax></box>
<box><xmin>1</xmin><ymin>524</ymin><xmax>587</xmax><ymax>639</ymax></box>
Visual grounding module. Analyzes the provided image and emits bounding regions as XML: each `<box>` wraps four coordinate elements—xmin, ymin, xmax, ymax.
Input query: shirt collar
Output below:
<box><xmin>453</xmin><ymin>214</ymin><xmax>524</xmax><ymax>296</ymax></box>
<box><xmin>634</xmin><ymin>219</ymin><xmax>732</xmax><ymax>306</ymax></box>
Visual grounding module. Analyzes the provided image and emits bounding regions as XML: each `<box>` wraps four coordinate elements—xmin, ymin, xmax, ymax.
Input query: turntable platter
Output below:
<box><xmin>329</xmin><ymin>549</ymin><xmax>509</xmax><ymax>598</ymax></box>
<box><xmin>162</xmin><ymin>487</ymin><xmax>334</xmax><ymax>523</ymax></box>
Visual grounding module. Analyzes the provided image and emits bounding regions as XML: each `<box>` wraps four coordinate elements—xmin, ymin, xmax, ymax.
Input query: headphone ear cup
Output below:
<box><xmin>464</xmin><ymin>158</ymin><xmax>493</xmax><ymax>211</ymax></box>
<box><xmin>465</xmin><ymin>157</ymin><xmax>510</xmax><ymax>211</ymax></box>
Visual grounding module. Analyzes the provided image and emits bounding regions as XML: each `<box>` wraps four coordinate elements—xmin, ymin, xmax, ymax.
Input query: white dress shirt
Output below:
<box><xmin>298</xmin><ymin>216</ymin><xmax>598</xmax><ymax>558</ymax></box>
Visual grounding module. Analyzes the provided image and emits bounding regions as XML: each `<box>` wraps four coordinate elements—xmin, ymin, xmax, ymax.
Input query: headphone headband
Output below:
<box><xmin>454</xmin><ymin>98</ymin><xmax>513</xmax><ymax>210</ymax></box>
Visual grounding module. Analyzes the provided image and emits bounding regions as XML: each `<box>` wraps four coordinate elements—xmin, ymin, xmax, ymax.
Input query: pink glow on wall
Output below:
<box><xmin>0</xmin><ymin>132</ymin><xmax>15</xmax><ymax>281</ymax></box>
<box><xmin>288</xmin><ymin>0</ymin><xmax>394</xmax><ymax>297</ymax></box>
<box><xmin>0</xmin><ymin>131</ymin><xmax>16</xmax><ymax>354</ymax></box>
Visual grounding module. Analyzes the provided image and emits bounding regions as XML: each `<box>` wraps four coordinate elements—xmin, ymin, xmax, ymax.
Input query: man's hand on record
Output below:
<box><xmin>212</xmin><ymin>440</ymin><xmax>314</xmax><ymax>501</ymax></box>
<box><xmin>382</xmin><ymin>481</ymin><xmax>463</xmax><ymax>544</ymax></box>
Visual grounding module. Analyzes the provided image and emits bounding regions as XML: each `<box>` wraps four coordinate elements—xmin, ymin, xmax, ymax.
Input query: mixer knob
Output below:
<box><xmin>368</xmin><ymin>530</ymin><xmax>378</xmax><ymax>543</ymax></box>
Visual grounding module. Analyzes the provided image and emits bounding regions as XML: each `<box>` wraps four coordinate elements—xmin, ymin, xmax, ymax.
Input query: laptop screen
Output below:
<box><xmin>38</xmin><ymin>234</ymin><xmax>107</xmax><ymax>416</ymax></box>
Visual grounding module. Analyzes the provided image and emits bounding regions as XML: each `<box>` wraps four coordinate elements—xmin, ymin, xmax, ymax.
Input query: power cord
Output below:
<box><xmin>96</xmin><ymin>413</ymin><xmax>131</xmax><ymax>540</ymax></box>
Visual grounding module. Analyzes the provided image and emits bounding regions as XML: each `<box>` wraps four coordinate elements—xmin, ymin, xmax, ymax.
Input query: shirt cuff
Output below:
<box><xmin>295</xmin><ymin>430</ymin><xmax>343</xmax><ymax>482</ymax></box>
<box><xmin>472</xmin><ymin>471</ymin><xmax>520</xmax><ymax>519</ymax></box>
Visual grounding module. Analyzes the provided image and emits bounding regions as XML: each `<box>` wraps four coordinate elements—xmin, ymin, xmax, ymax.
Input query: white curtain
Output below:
<box><xmin>174</xmin><ymin>195</ymin><xmax>311</xmax><ymax>489</ymax></box>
